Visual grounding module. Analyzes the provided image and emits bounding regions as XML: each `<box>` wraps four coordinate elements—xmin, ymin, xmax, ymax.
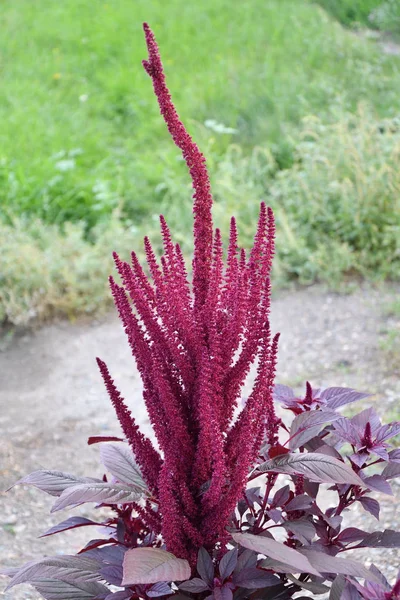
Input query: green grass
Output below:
<box><xmin>1</xmin><ymin>0</ymin><xmax>400</xmax><ymax>227</ymax></box>
<box><xmin>1</xmin><ymin>0</ymin><xmax>400</xmax><ymax>325</ymax></box>
<box><xmin>315</xmin><ymin>0</ymin><xmax>400</xmax><ymax>34</ymax></box>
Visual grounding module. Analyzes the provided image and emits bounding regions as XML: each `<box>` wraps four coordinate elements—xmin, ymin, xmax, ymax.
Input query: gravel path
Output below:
<box><xmin>1</xmin><ymin>283</ymin><xmax>399</xmax><ymax>598</ymax></box>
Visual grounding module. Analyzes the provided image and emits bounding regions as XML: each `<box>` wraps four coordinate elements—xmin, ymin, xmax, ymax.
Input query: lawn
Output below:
<box><xmin>1</xmin><ymin>0</ymin><xmax>400</xmax><ymax>324</ymax></box>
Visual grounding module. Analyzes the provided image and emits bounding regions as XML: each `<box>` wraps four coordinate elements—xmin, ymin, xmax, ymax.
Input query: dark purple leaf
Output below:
<box><xmin>359</xmin><ymin>497</ymin><xmax>380</xmax><ymax>520</ymax></box>
<box><xmin>305</xmin><ymin>438</ymin><xmax>342</xmax><ymax>460</ymax></box>
<box><xmin>6</xmin><ymin>556</ymin><xmax>102</xmax><ymax>590</ymax></box>
<box><xmin>233</xmin><ymin>567</ymin><xmax>280</xmax><ymax>589</ymax></box>
<box><xmin>286</xmin><ymin>574</ymin><xmax>329</xmax><ymax>594</ymax></box>
<box><xmin>33</xmin><ymin>579</ymin><xmax>109</xmax><ymax>600</ymax></box>
<box><xmin>285</xmin><ymin>495</ymin><xmax>313</xmax><ymax>511</ymax></box>
<box><xmin>231</xmin><ymin>532</ymin><xmax>320</xmax><ymax>576</ymax></box>
<box><xmin>369</xmin><ymin>564</ymin><xmax>391</xmax><ymax>588</ymax></box>
<box><xmin>298</xmin><ymin>549</ymin><xmax>380</xmax><ymax>582</ymax></box>
<box><xmin>197</xmin><ymin>547</ymin><xmax>214</xmax><ymax>586</ymax></box>
<box><xmin>375</xmin><ymin>422</ymin><xmax>400</xmax><ymax>443</ymax></box>
<box><xmin>84</xmin><ymin>545</ymin><xmax>126</xmax><ymax>565</ymax></box>
<box><xmin>382</xmin><ymin>461</ymin><xmax>400</xmax><ymax>480</ymax></box>
<box><xmin>336</xmin><ymin>528</ymin><xmax>367</xmax><ymax>544</ymax></box>
<box><xmin>51</xmin><ymin>482</ymin><xmax>144</xmax><ymax>512</ymax></box>
<box><xmin>78</xmin><ymin>539</ymin><xmax>119</xmax><ymax>555</ymax></box>
<box><xmin>0</xmin><ymin>566</ymin><xmax>21</xmax><ymax>577</ymax></box>
<box><xmin>272</xmin><ymin>485</ymin><xmax>290</xmax><ymax>507</ymax></box>
<box><xmin>341</xmin><ymin>582</ymin><xmax>362</xmax><ymax>600</ymax></box>
<box><xmin>281</xmin><ymin>519</ymin><xmax>315</xmax><ymax>544</ymax></box>
<box><xmin>148</xmin><ymin>582</ymin><xmax>173</xmax><ymax>597</ymax></box>
<box><xmin>235</xmin><ymin>549</ymin><xmax>257</xmax><ymax>573</ymax></box>
<box><xmin>332</xmin><ymin>419</ymin><xmax>358</xmax><ymax>445</ymax></box>
<box><xmin>388</xmin><ymin>449</ymin><xmax>400</xmax><ymax>463</ymax></box>
<box><xmin>122</xmin><ymin>548</ymin><xmax>190</xmax><ymax>585</ymax></box>
<box><xmin>360</xmin><ymin>530</ymin><xmax>400</xmax><ymax>548</ymax></box>
<box><xmin>214</xmin><ymin>584</ymin><xmax>233</xmax><ymax>600</ymax></box>
<box><xmin>100</xmin><ymin>443</ymin><xmax>147</xmax><ymax>490</ymax></box>
<box><xmin>268</xmin><ymin>508</ymin><xmax>282</xmax><ymax>523</ymax></box>
<box><xmin>219</xmin><ymin>548</ymin><xmax>238</xmax><ymax>580</ymax></box>
<box><xmin>273</xmin><ymin>384</ymin><xmax>295</xmax><ymax>403</ymax></box>
<box><xmin>40</xmin><ymin>517</ymin><xmax>102</xmax><ymax>538</ymax></box>
<box><xmin>321</xmin><ymin>388</ymin><xmax>370</xmax><ymax>410</ymax></box>
<box><xmin>258</xmin><ymin>452</ymin><xmax>365</xmax><ymax>486</ymax></box>
<box><xmin>351</xmin><ymin>408</ymin><xmax>381</xmax><ymax>434</ymax></box>
<box><xmin>104</xmin><ymin>593</ymin><xmax>132</xmax><ymax>600</ymax></box>
<box><xmin>12</xmin><ymin>471</ymin><xmax>101</xmax><ymax>497</ymax></box>
<box><xmin>100</xmin><ymin>563</ymin><xmax>123</xmax><ymax>586</ymax></box>
<box><xmin>329</xmin><ymin>575</ymin><xmax>346</xmax><ymax>600</ymax></box>
<box><xmin>179</xmin><ymin>578</ymin><xmax>210</xmax><ymax>593</ymax></box>
<box><xmin>88</xmin><ymin>436</ymin><xmax>124</xmax><ymax>446</ymax></box>
<box><xmin>362</xmin><ymin>475</ymin><xmax>393</xmax><ymax>496</ymax></box>
<box><xmin>303</xmin><ymin>479</ymin><xmax>319</xmax><ymax>498</ymax></box>
<box><xmin>246</xmin><ymin>487</ymin><xmax>261</xmax><ymax>507</ymax></box>
<box><xmin>289</xmin><ymin>410</ymin><xmax>341</xmax><ymax>450</ymax></box>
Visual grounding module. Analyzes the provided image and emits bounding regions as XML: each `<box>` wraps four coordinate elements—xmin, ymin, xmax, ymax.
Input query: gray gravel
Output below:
<box><xmin>1</xmin><ymin>283</ymin><xmax>399</xmax><ymax>598</ymax></box>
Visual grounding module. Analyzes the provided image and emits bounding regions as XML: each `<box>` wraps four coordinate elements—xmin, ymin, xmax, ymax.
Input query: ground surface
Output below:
<box><xmin>1</xmin><ymin>284</ymin><xmax>400</xmax><ymax>598</ymax></box>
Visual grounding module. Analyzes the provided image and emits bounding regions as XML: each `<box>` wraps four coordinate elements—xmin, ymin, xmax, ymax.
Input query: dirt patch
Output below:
<box><xmin>1</xmin><ymin>283</ymin><xmax>400</xmax><ymax>598</ymax></box>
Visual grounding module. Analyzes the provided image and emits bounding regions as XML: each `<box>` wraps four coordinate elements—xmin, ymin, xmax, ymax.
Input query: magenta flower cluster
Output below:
<box><xmin>98</xmin><ymin>23</ymin><xmax>279</xmax><ymax>564</ymax></box>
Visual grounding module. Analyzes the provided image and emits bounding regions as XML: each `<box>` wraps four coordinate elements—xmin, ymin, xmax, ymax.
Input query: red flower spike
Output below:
<box><xmin>99</xmin><ymin>23</ymin><xmax>279</xmax><ymax>562</ymax></box>
<box><xmin>142</xmin><ymin>22</ymin><xmax>213</xmax><ymax>314</ymax></box>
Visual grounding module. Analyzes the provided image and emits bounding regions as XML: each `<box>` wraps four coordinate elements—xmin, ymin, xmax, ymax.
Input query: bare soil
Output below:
<box><xmin>1</xmin><ymin>284</ymin><xmax>400</xmax><ymax>599</ymax></box>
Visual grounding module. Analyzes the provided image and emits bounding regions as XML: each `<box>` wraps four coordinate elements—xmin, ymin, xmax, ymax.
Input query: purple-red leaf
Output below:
<box><xmin>362</xmin><ymin>475</ymin><xmax>393</xmax><ymax>496</ymax></box>
<box><xmin>321</xmin><ymin>388</ymin><xmax>371</xmax><ymax>410</ymax></box>
<box><xmin>329</xmin><ymin>575</ymin><xmax>346</xmax><ymax>600</ymax></box>
<box><xmin>231</xmin><ymin>532</ymin><xmax>320</xmax><ymax>576</ymax></box>
<box><xmin>235</xmin><ymin>549</ymin><xmax>257</xmax><ymax>573</ymax></box>
<box><xmin>122</xmin><ymin>548</ymin><xmax>191</xmax><ymax>585</ymax></box>
<box><xmin>337</xmin><ymin>528</ymin><xmax>367</xmax><ymax>544</ymax></box>
<box><xmin>214</xmin><ymin>584</ymin><xmax>233</xmax><ymax>600</ymax></box>
<box><xmin>359</xmin><ymin>497</ymin><xmax>380</xmax><ymax>520</ymax></box>
<box><xmin>281</xmin><ymin>519</ymin><xmax>315</xmax><ymax>544</ymax></box>
<box><xmin>179</xmin><ymin>578</ymin><xmax>210</xmax><ymax>593</ymax></box>
<box><xmin>88</xmin><ymin>436</ymin><xmax>124</xmax><ymax>446</ymax></box>
<box><xmin>219</xmin><ymin>548</ymin><xmax>238</xmax><ymax>580</ymax></box>
<box><xmin>286</xmin><ymin>574</ymin><xmax>329</xmax><ymax>595</ymax></box>
<box><xmin>51</xmin><ymin>482</ymin><xmax>144</xmax><ymax>512</ymax></box>
<box><xmin>33</xmin><ymin>579</ymin><xmax>109</xmax><ymax>600</ymax></box>
<box><xmin>12</xmin><ymin>470</ymin><xmax>101</xmax><ymax>497</ymax></box>
<box><xmin>233</xmin><ymin>567</ymin><xmax>280</xmax><ymax>589</ymax></box>
<box><xmin>298</xmin><ymin>549</ymin><xmax>380</xmax><ymax>582</ymax></box>
<box><xmin>258</xmin><ymin>452</ymin><xmax>365</xmax><ymax>486</ymax></box>
<box><xmin>100</xmin><ymin>443</ymin><xmax>147</xmax><ymax>490</ymax></box>
<box><xmin>148</xmin><ymin>582</ymin><xmax>173</xmax><ymax>597</ymax></box>
<box><xmin>359</xmin><ymin>530</ymin><xmax>400</xmax><ymax>548</ymax></box>
<box><xmin>273</xmin><ymin>384</ymin><xmax>295</xmax><ymax>404</ymax></box>
<box><xmin>40</xmin><ymin>517</ymin><xmax>102</xmax><ymax>538</ymax></box>
<box><xmin>382</xmin><ymin>461</ymin><xmax>400</xmax><ymax>480</ymax></box>
<box><xmin>285</xmin><ymin>494</ymin><xmax>313</xmax><ymax>511</ymax></box>
<box><xmin>6</xmin><ymin>555</ymin><xmax>102</xmax><ymax>590</ymax></box>
<box><xmin>100</xmin><ymin>563</ymin><xmax>123</xmax><ymax>586</ymax></box>
<box><xmin>104</xmin><ymin>593</ymin><xmax>132</xmax><ymax>600</ymax></box>
<box><xmin>197</xmin><ymin>547</ymin><xmax>214</xmax><ymax>586</ymax></box>
<box><xmin>289</xmin><ymin>410</ymin><xmax>341</xmax><ymax>450</ymax></box>
<box><xmin>271</xmin><ymin>485</ymin><xmax>290</xmax><ymax>507</ymax></box>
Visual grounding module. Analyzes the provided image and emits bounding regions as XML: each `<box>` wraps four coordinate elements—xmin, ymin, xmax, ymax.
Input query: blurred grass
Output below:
<box><xmin>315</xmin><ymin>0</ymin><xmax>400</xmax><ymax>35</ymax></box>
<box><xmin>1</xmin><ymin>0</ymin><xmax>400</xmax><ymax>226</ymax></box>
<box><xmin>1</xmin><ymin>0</ymin><xmax>400</xmax><ymax>324</ymax></box>
<box><xmin>144</xmin><ymin>104</ymin><xmax>400</xmax><ymax>286</ymax></box>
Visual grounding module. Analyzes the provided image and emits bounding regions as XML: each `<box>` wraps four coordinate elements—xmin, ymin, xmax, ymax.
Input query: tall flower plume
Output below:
<box><xmin>97</xmin><ymin>23</ymin><xmax>279</xmax><ymax>563</ymax></box>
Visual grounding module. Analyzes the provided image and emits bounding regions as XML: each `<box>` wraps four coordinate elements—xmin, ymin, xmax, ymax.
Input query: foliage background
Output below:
<box><xmin>1</xmin><ymin>0</ymin><xmax>400</xmax><ymax>324</ymax></box>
